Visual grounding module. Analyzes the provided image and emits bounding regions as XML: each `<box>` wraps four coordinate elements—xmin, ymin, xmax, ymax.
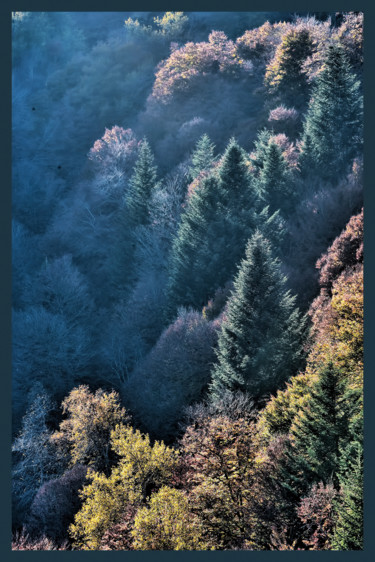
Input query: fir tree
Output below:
<box><xmin>249</xmin><ymin>128</ymin><xmax>273</xmax><ymax>175</ymax></box>
<box><xmin>280</xmin><ymin>362</ymin><xmax>353</xmax><ymax>502</ymax></box>
<box><xmin>265</xmin><ymin>29</ymin><xmax>313</xmax><ymax>107</ymax></box>
<box><xmin>166</xmin><ymin>138</ymin><xmax>260</xmax><ymax>322</ymax></box>
<box><xmin>189</xmin><ymin>134</ymin><xmax>215</xmax><ymax>180</ymax></box>
<box><xmin>256</xmin><ymin>140</ymin><xmax>295</xmax><ymax>215</ymax></box>
<box><xmin>166</xmin><ymin>174</ymin><xmax>225</xmax><ymax>318</ymax></box>
<box><xmin>331</xmin><ymin>398</ymin><xmax>363</xmax><ymax>550</ymax></box>
<box><xmin>111</xmin><ymin>139</ymin><xmax>157</xmax><ymax>296</ymax></box>
<box><xmin>298</xmin><ymin>44</ymin><xmax>363</xmax><ymax>182</ymax></box>
<box><xmin>126</xmin><ymin>138</ymin><xmax>158</xmax><ymax>227</ymax></box>
<box><xmin>209</xmin><ymin>231</ymin><xmax>304</xmax><ymax>403</ymax></box>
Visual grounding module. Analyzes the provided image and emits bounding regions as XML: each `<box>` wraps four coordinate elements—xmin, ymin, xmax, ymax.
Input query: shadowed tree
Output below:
<box><xmin>210</xmin><ymin>231</ymin><xmax>305</xmax><ymax>404</ymax></box>
<box><xmin>299</xmin><ymin>44</ymin><xmax>363</xmax><ymax>181</ymax></box>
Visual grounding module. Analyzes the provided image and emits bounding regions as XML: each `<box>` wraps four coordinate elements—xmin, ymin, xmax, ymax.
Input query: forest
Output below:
<box><xmin>12</xmin><ymin>11</ymin><xmax>363</xmax><ymax>550</ymax></box>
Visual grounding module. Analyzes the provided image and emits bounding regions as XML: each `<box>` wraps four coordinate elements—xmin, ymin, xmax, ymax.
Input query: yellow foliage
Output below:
<box><xmin>132</xmin><ymin>487</ymin><xmax>208</xmax><ymax>550</ymax></box>
<box><xmin>69</xmin><ymin>424</ymin><xmax>178</xmax><ymax>549</ymax></box>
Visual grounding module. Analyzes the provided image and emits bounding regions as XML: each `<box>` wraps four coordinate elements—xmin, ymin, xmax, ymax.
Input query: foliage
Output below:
<box><xmin>297</xmin><ymin>482</ymin><xmax>337</xmax><ymax>549</ymax></box>
<box><xmin>279</xmin><ymin>362</ymin><xmax>353</xmax><ymax>499</ymax></box>
<box><xmin>12</xmin><ymin>305</ymin><xmax>92</xmax><ymax>424</ymax></box>
<box><xmin>189</xmin><ymin>133</ymin><xmax>216</xmax><ymax>180</ymax></box>
<box><xmin>12</xmin><ymin>389</ymin><xmax>67</xmax><ymax>525</ymax></box>
<box><xmin>132</xmin><ymin>487</ymin><xmax>207</xmax><ymax>550</ymax></box>
<box><xmin>255</xmin><ymin>139</ymin><xmax>295</xmax><ymax>215</ymax></box>
<box><xmin>70</xmin><ymin>424</ymin><xmax>178</xmax><ymax>549</ymax></box>
<box><xmin>52</xmin><ymin>386</ymin><xmax>129</xmax><ymax>472</ymax></box>
<box><xmin>210</xmin><ymin>231</ymin><xmax>305</xmax><ymax>403</ymax></box>
<box><xmin>316</xmin><ymin>208</ymin><xmax>363</xmax><ymax>294</ymax></box>
<box><xmin>12</xmin><ymin>529</ymin><xmax>69</xmax><ymax>550</ymax></box>
<box><xmin>331</xmin><ymin>406</ymin><xmax>363</xmax><ymax>550</ymax></box>
<box><xmin>257</xmin><ymin>371</ymin><xmax>316</xmax><ymax>439</ymax></box>
<box><xmin>124</xmin><ymin>309</ymin><xmax>219</xmax><ymax>441</ymax></box>
<box><xmin>27</xmin><ymin>465</ymin><xmax>88</xmax><ymax>541</ymax></box>
<box><xmin>124</xmin><ymin>12</ymin><xmax>188</xmax><ymax>40</ymax></box>
<box><xmin>126</xmin><ymin>139</ymin><xmax>158</xmax><ymax>227</ymax></box>
<box><xmin>153</xmin><ymin>12</ymin><xmax>189</xmax><ymax>37</ymax></box>
<box><xmin>12</xmin><ymin>11</ymin><xmax>363</xmax><ymax>549</ymax></box>
<box><xmin>29</xmin><ymin>254</ymin><xmax>94</xmax><ymax>327</ymax></box>
<box><xmin>152</xmin><ymin>31</ymin><xmax>253</xmax><ymax>102</ymax></box>
<box><xmin>265</xmin><ymin>28</ymin><xmax>313</xmax><ymax>105</ymax></box>
<box><xmin>298</xmin><ymin>44</ymin><xmax>363</xmax><ymax>182</ymax></box>
<box><xmin>167</xmin><ymin>138</ymin><xmax>260</xmax><ymax>320</ymax></box>
<box><xmin>308</xmin><ymin>266</ymin><xmax>363</xmax><ymax>387</ymax></box>
<box><xmin>181</xmin><ymin>415</ymin><xmax>258</xmax><ymax>549</ymax></box>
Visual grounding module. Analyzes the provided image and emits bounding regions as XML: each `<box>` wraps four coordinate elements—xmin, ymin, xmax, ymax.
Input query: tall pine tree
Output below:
<box><xmin>166</xmin><ymin>138</ymin><xmax>261</xmax><ymax>322</ymax></box>
<box><xmin>209</xmin><ymin>231</ymin><xmax>304</xmax><ymax>403</ymax></box>
<box><xmin>110</xmin><ymin>139</ymin><xmax>157</xmax><ymax>295</ymax></box>
<box><xmin>189</xmin><ymin>134</ymin><xmax>215</xmax><ymax>180</ymax></box>
<box><xmin>331</xmin><ymin>394</ymin><xmax>363</xmax><ymax>550</ymax></box>
<box><xmin>279</xmin><ymin>362</ymin><xmax>354</xmax><ymax>503</ymax></box>
<box><xmin>126</xmin><ymin>138</ymin><xmax>158</xmax><ymax>227</ymax></box>
<box><xmin>298</xmin><ymin>44</ymin><xmax>363</xmax><ymax>182</ymax></box>
<box><xmin>256</xmin><ymin>140</ymin><xmax>295</xmax><ymax>216</ymax></box>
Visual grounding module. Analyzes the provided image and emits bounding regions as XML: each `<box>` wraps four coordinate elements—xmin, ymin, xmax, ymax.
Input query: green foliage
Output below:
<box><xmin>299</xmin><ymin>44</ymin><xmax>363</xmax><ymax>181</ymax></box>
<box><xmin>255</xmin><ymin>139</ymin><xmax>295</xmax><ymax>215</ymax></box>
<box><xmin>167</xmin><ymin>138</ymin><xmax>260</xmax><ymax>321</ymax></box>
<box><xmin>126</xmin><ymin>139</ymin><xmax>158</xmax><ymax>227</ymax></box>
<box><xmin>210</xmin><ymin>231</ymin><xmax>305</xmax><ymax>403</ymax></box>
<box><xmin>331</xmin><ymin>406</ymin><xmax>363</xmax><ymax>550</ymax></box>
<box><xmin>125</xmin><ymin>12</ymin><xmax>188</xmax><ymax>40</ymax></box>
<box><xmin>265</xmin><ymin>28</ymin><xmax>313</xmax><ymax>106</ymax></box>
<box><xmin>52</xmin><ymin>386</ymin><xmax>129</xmax><ymax>472</ymax></box>
<box><xmin>132</xmin><ymin>487</ymin><xmax>207</xmax><ymax>550</ymax></box>
<box><xmin>153</xmin><ymin>12</ymin><xmax>189</xmax><ymax>37</ymax></box>
<box><xmin>257</xmin><ymin>372</ymin><xmax>316</xmax><ymax>439</ymax></box>
<box><xmin>280</xmin><ymin>362</ymin><xmax>353</xmax><ymax>500</ymax></box>
<box><xmin>189</xmin><ymin>133</ymin><xmax>216</xmax><ymax>180</ymax></box>
<box><xmin>70</xmin><ymin>424</ymin><xmax>178</xmax><ymax>549</ymax></box>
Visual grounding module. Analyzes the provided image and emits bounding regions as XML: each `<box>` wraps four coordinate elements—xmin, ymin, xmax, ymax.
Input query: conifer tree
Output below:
<box><xmin>209</xmin><ymin>231</ymin><xmax>304</xmax><ymax>403</ymax></box>
<box><xmin>249</xmin><ymin>128</ymin><xmax>273</xmax><ymax>175</ymax></box>
<box><xmin>126</xmin><ymin>138</ymin><xmax>158</xmax><ymax>227</ymax></box>
<box><xmin>256</xmin><ymin>140</ymin><xmax>295</xmax><ymax>215</ymax></box>
<box><xmin>166</xmin><ymin>138</ymin><xmax>261</xmax><ymax>321</ymax></box>
<box><xmin>265</xmin><ymin>29</ymin><xmax>313</xmax><ymax>107</ymax></box>
<box><xmin>279</xmin><ymin>362</ymin><xmax>353</xmax><ymax>501</ymax></box>
<box><xmin>332</xmin><ymin>402</ymin><xmax>363</xmax><ymax>550</ymax></box>
<box><xmin>298</xmin><ymin>44</ymin><xmax>363</xmax><ymax>182</ymax></box>
<box><xmin>111</xmin><ymin>139</ymin><xmax>157</xmax><ymax>296</ymax></box>
<box><xmin>189</xmin><ymin>134</ymin><xmax>215</xmax><ymax>180</ymax></box>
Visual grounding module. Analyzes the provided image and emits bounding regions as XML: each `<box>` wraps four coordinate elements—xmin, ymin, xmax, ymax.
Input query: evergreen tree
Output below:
<box><xmin>298</xmin><ymin>44</ymin><xmax>363</xmax><ymax>182</ymax></box>
<box><xmin>166</xmin><ymin>174</ymin><xmax>224</xmax><ymax>318</ymax></box>
<box><xmin>265</xmin><ymin>29</ymin><xmax>313</xmax><ymax>107</ymax></box>
<box><xmin>166</xmin><ymin>138</ymin><xmax>261</xmax><ymax>322</ymax></box>
<box><xmin>256</xmin><ymin>140</ymin><xmax>295</xmax><ymax>215</ymax></box>
<box><xmin>111</xmin><ymin>139</ymin><xmax>157</xmax><ymax>295</ymax></box>
<box><xmin>126</xmin><ymin>138</ymin><xmax>158</xmax><ymax>227</ymax></box>
<box><xmin>249</xmin><ymin>128</ymin><xmax>273</xmax><ymax>175</ymax></box>
<box><xmin>280</xmin><ymin>362</ymin><xmax>353</xmax><ymax>502</ymax></box>
<box><xmin>189</xmin><ymin>134</ymin><xmax>215</xmax><ymax>180</ymax></box>
<box><xmin>332</xmin><ymin>400</ymin><xmax>363</xmax><ymax>550</ymax></box>
<box><xmin>209</xmin><ymin>231</ymin><xmax>304</xmax><ymax>403</ymax></box>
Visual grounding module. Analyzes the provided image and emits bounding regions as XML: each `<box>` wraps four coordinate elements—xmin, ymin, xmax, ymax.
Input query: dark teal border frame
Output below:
<box><xmin>1</xmin><ymin>0</ymin><xmax>373</xmax><ymax>559</ymax></box>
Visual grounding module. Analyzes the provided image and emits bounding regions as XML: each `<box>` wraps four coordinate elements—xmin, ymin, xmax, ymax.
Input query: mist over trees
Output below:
<box><xmin>12</xmin><ymin>11</ymin><xmax>363</xmax><ymax>551</ymax></box>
